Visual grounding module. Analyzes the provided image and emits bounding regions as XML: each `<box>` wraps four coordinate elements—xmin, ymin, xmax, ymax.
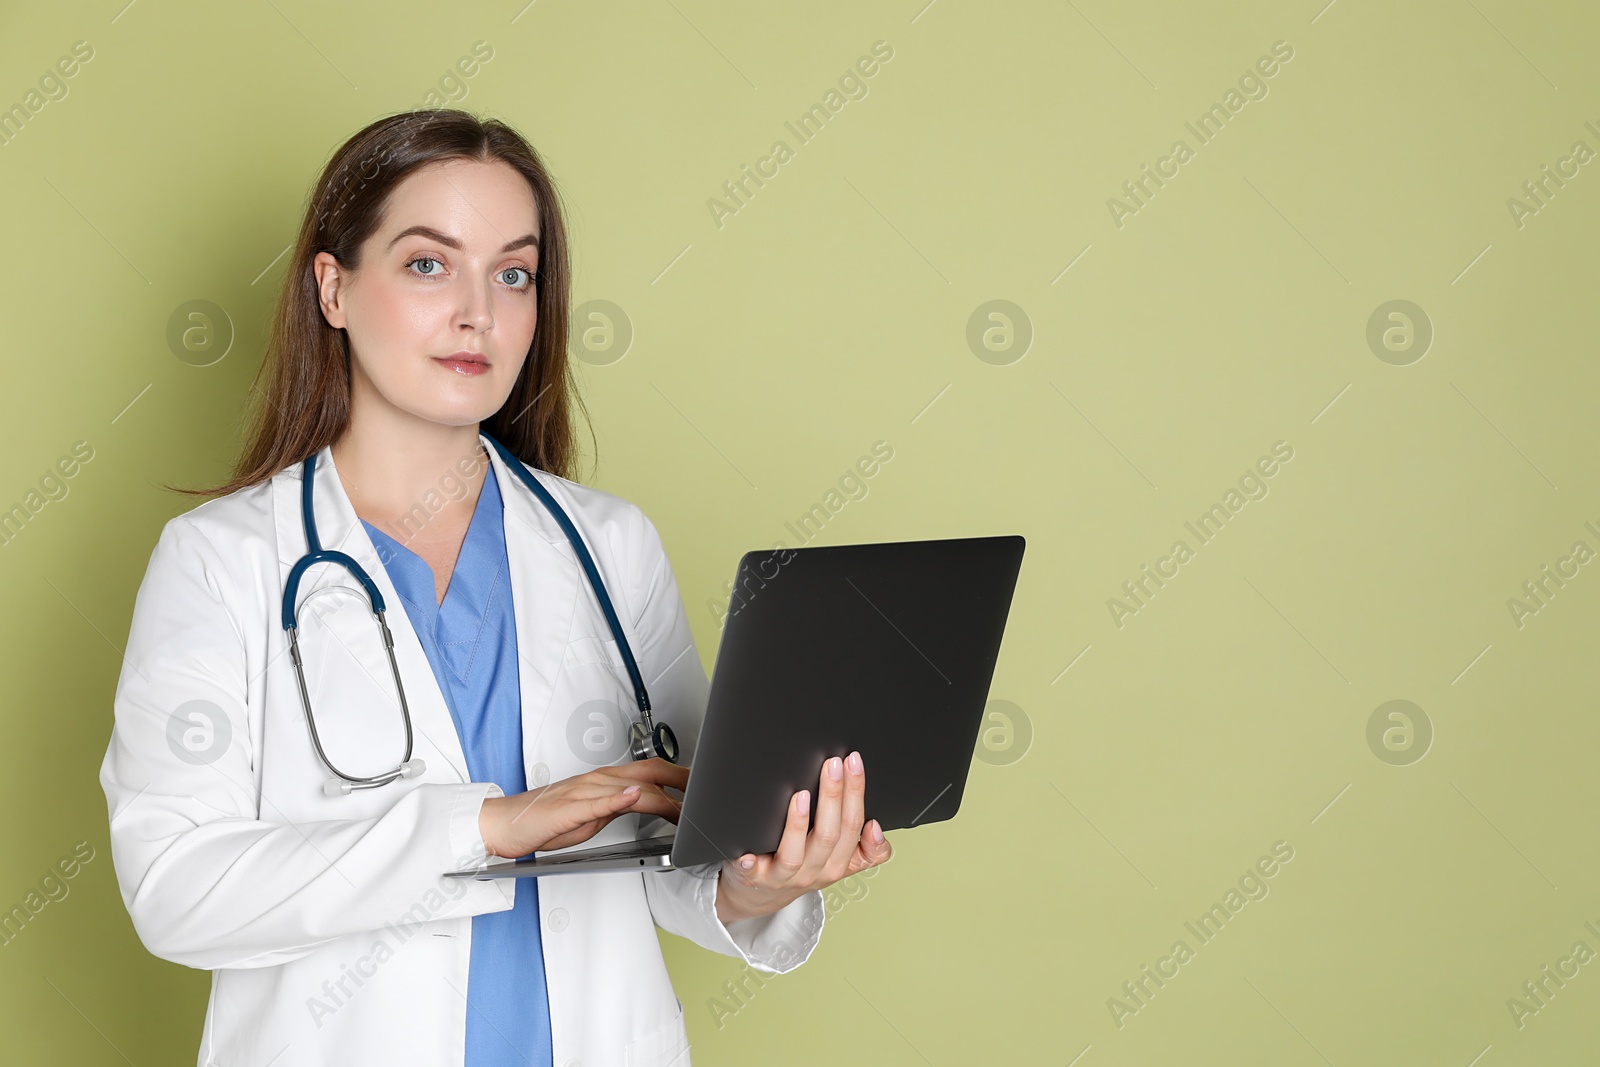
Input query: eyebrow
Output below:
<box><xmin>386</xmin><ymin>225</ymin><xmax>540</xmax><ymax>254</ymax></box>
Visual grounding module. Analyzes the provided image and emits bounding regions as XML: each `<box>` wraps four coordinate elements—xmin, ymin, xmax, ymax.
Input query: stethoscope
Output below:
<box><xmin>282</xmin><ymin>431</ymin><xmax>678</xmax><ymax>797</ymax></box>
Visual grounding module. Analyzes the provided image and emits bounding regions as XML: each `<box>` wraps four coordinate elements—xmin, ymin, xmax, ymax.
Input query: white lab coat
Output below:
<box><xmin>99</xmin><ymin>432</ymin><xmax>825</xmax><ymax>1067</ymax></box>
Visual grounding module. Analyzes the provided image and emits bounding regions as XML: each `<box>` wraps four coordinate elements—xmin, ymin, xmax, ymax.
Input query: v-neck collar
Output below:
<box><xmin>273</xmin><ymin>430</ymin><xmax>588</xmax><ymax>786</ymax></box>
<box><xmin>361</xmin><ymin>463</ymin><xmax>507</xmax><ymax>686</ymax></box>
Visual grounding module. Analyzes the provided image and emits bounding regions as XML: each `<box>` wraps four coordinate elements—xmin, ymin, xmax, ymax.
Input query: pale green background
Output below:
<box><xmin>1</xmin><ymin>0</ymin><xmax>1597</xmax><ymax>1063</ymax></box>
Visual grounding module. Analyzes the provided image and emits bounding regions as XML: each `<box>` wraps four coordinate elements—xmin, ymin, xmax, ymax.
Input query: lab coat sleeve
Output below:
<box><xmin>627</xmin><ymin>511</ymin><xmax>824</xmax><ymax>975</ymax></box>
<box><xmin>99</xmin><ymin>515</ymin><xmax>515</xmax><ymax>971</ymax></box>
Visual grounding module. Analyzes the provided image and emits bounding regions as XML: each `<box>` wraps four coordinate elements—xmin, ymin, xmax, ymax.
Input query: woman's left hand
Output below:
<box><xmin>714</xmin><ymin>750</ymin><xmax>893</xmax><ymax>925</ymax></box>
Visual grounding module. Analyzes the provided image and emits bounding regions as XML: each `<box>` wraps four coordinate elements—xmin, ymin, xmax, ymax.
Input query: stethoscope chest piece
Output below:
<box><xmin>630</xmin><ymin>719</ymin><xmax>678</xmax><ymax>763</ymax></box>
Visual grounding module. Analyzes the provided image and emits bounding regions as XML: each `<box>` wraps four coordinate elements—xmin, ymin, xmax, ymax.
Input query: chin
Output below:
<box><xmin>427</xmin><ymin>409</ymin><xmax>500</xmax><ymax>429</ymax></box>
<box><xmin>399</xmin><ymin>384</ymin><xmax>512</xmax><ymax>427</ymax></box>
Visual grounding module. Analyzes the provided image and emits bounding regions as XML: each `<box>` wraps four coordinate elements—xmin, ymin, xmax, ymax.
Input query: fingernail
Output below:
<box><xmin>871</xmin><ymin>820</ymin><xmax>884</xmax><ymax>843</ymax></box>
<box><xmin>828</xmin><ymin>757</ymin><xmax>843</xmax><ymax>781</ymax></box>
<box><xmin>847</xmin><ymin>750</ymin><xmax>862</xmax><ymax>774</ymax></box>
<box><xmin>798</xmin><ymin>790</ymin><xmax>810</xmax><ymax>815</ymax></box>
<box><xmin>739</xmin><ymin>855</ymin><xmax>754</xmax><ymax>869</ymax></box>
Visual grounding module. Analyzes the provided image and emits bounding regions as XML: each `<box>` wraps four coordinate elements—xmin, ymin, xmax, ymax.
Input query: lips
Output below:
<box><xmin>434</xmin><ymin>352</ymin><xmax>490</xmax><ymax>376</ymax></box>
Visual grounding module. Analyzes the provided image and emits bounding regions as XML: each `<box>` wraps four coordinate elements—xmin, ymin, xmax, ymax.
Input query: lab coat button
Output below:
<box><xmin>531</xmin><ymin>762</ymin><xmax>550</xmax><ymax>786</ymax></box>
<box><xmin>547</xmin><ymin>906</ymin><xmax>569</xmax><ymax>932</ymax></box>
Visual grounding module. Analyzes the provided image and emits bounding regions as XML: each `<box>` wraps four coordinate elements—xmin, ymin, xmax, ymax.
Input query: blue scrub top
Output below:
<box><xmin>362</xmin><ymin>463</ymin><xmax>554</xmax><ymax>1067</ymax></box>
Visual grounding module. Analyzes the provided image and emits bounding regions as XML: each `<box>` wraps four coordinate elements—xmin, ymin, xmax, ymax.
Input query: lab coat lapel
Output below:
<box><xmin>272</xmin><ymin>444</ymin><xmax>472</xmax><ymax>784</ymax></box>
<box><xmin>478</xmin><ymin>432</ymin><xmax>581</xmax><ymax>785</ymax></box>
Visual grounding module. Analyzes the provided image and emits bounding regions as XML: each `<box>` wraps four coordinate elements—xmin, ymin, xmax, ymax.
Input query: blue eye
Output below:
<box><xmin>405</xmin><ymin>256</ymin><xmax>536</xmax><ymax>291</ymax></box>
<box><xmin>407</xmin><ymin>256</ymin><xmax>442</xmax><ymax>276</ymax></box>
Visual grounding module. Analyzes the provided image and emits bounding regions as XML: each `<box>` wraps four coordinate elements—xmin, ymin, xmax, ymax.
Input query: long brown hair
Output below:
<box><xmin>179</xmin><ymin>108</ymin><xmax>591</xmax><ymax>497</ymax></box>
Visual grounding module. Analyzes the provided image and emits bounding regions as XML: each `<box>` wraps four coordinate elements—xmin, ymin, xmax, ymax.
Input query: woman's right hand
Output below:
<box><xmin>477</xmin><ymin>758</ymin><xmax>689</xmax><ymax>858</ymax></box>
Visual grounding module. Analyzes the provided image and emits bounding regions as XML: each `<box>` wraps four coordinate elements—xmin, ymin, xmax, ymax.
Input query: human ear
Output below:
<box><xmin>312</xmin><ymin>251</ymin><xmax>349</xmax><ymax>329</ymax></box>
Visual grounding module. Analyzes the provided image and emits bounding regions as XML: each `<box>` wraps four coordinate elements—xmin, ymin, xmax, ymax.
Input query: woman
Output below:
<box><xmin>99</xmin><ymin>109</ymin><xmax>891</xmax><ymax>1067</ymax></box>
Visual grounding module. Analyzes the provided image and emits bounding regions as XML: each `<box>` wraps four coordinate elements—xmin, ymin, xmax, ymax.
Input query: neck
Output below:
<box><xmin>330</xmin><ymin>391</ymin><xmax>489</xmax><ymax>545</ymax></box>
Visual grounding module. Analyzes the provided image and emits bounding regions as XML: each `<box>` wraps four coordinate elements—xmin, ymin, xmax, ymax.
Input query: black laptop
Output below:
<box><xmin>446</xmin><ymin>534</ymin><xmax>1025</xmax><ymax>878</ymax></box>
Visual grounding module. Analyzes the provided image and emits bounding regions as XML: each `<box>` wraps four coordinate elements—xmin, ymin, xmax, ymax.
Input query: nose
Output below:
<box><xmin>455</xmin><ymin>275</ymin><xmax>495</xmax><ymax>333</ymax></box>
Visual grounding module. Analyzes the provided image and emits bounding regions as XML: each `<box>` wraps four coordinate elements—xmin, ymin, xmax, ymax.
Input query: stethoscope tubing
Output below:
<box><xmin>478</xmin><ymin>434</ymin><xmax>676</xmax><ymax>765</ymax></box>
<box><xmin>281</xmin><ymin>433</ymin><xmax>675</xmax><ymax>796</ymax></box>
